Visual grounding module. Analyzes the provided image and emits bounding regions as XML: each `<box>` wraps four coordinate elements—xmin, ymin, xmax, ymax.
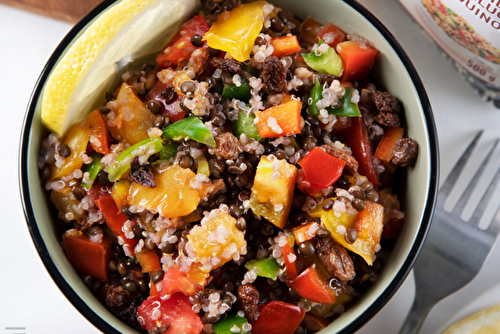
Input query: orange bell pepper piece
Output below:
<box><xmin>292</xmin><ymin>222</ymin><xmax>319</xmax><ymax>243</ymax></box>
<box><xmin>86</xmin><ymin>109</ymin><xmax>111</xmax><ymax>155</ymax></box>
<box><xmin>374</xmin><ymin>127</ymin><xmax>404</xmax><ymax>164</ymax></box>
<box><xmin>136</xmin><ymin>249</ymin><xmax>161</xmax><ymax>273</ymax></box>
<box><xmin>336</xmin><ymin>40</ymin><xmax>378</xmax><ymax>82</ymax></box>
<box><xmin>256</xmin><ymin>99</ymin><xmax>302</xmax><ymax>138</ymax></box>
<box><xmin>270</xmin><ymin>35</ymin><xmax>302</xmax><ymax>58</ymax></box>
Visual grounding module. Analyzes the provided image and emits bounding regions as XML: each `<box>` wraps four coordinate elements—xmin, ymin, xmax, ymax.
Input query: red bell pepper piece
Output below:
<box><xmin>315</xmin><ymin>22</ymin><xmax>346</xmax><ymax>48</ymax></box>
<box><xmin>136</xmin><ymin>249</ymin><xmax>161</xmax><ymax>273</ymax></box>
<box><xmin>374</xmin><ymin>127</ymin><xmax>404</xmax><ymax>164</ymax></box>
<box><xmin>338</xmin><ymin>116</ymin><xmax>380</xmax><ymax>186</ymax></box>
<box><xmin>86</xmin><ymin>109</ymin><xmax>111</xmax><ymax>155</ymax></box>
<box><xmin>292</xmin><ymin>222</ymin><xmax>319</xmax><ymax>244</ymax></box>
<box><xmin>336</xmin><ymin>41</ymin><xmax>378</xmax><ymax>82</ymax></box>
<box><xmin>138</xmin><ymin>294</ymin><xmax>203</xmax><ymax>334</ymax></box>
<box><xmin>298</xmin><ymin>147</ymin><xmax>346</xmax><ymax>189</ymax></box>
<box><xmin>145</xmin><ymin>80</ymin><xmax>185</xmax><ymax>123</ymax></box>
<box><xmin>94</xmin><ymin>195</ymin><xmax>138</xmax><ymax>255</ymax></box>
<box><xmin>156</xmin><ymin>15</ymin><xmax>209</xmax><ymax>68</ymax></box>
<box><xmin>287</xmin><ymin>265</ymin><xmax>336</xmax><ymax>304</ymax></box>
<box><xmin>161</xmin><ymin>264</ymin><xmax>198</xmax><ymax>296</ymax></box>
<box><xmin>281</xmin><ymin>242</ymin><xmax>298</xmax><ymax>280</ymax></box>
<box><xmin>62</xmin><ymin>231</ymin><xmax>111</xmax><ymax>281</ymax></box>
<box><xmin>250</xmin><ymin>301</ymin><xmax>305</xmax><ymax>334</ymax></box>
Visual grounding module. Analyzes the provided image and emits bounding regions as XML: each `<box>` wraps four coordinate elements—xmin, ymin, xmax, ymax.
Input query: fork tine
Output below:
<box><xmin>468</xmin><ymin>161</ymin><xmax>500</xmax><ymax>228</ymax></box>
<box><xmin>460</xmin><ymin>139</ymin><xmax>500</xmax><ymax>222</ymax></box>
<box><xmin>442</xmin><ymin>130</ymin><xmax>485</xmax><ymax>211</ymax></box>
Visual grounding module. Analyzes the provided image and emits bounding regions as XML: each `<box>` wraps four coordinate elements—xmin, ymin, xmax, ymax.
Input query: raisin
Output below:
<box><xmin>262</xmin><ymin>56</ymin><xmax>286</xmax><ymax>94</ymax></box>
<box><xmin>129</xmin><ymin>164</ymin><xmax>156</xmax><ymax>188</ymax></box>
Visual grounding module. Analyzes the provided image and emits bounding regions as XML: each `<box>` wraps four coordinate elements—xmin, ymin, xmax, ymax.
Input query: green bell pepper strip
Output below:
<box><xmin>106</xmin><ymin>138</ymin><xmax>163</xmax><ymax>182</ymax></box>
<box><xmin>329</xmin><ymin>87</ymin><xmax>361</xmax><ymax>117</ymax></box>
<box><xmin>213</xmin><ymin>314</ymin><xmax>250</xmax><ymax>334</ymax></box>
<box><xmin>222</xmin><ymin>76</ymin><xmax>252</xmax><ymax>102</ymax></box>
<box><xmin>159</xmin><ymin>141</ymin><xmax>178</xmax><ymax>160</ymax></box>
<box><xmin>307</xmin><ymin>79</ymin><xmax>323</xmax><ymax>116</ymax></box>
<box><xmin>163</xmin><ymin>116</ymin><xmax>216</xmax><ymax>147</ymax></box>
<box><xmin>81</xmin><ymin>152</ymin><xmax>104</xmax><ymax>189</ymax></box>
<box><xmin>232</xmin><ymin>110</ymin><xmax>261</xmax><ymax>141</ymax></box>
<box><xmin>308</xmin><ymin>80</ymin><xmax>361</xmax><ymax>117</ymax></box>
<box><xmin>302</xmin><ymin>39</ymin><xmax>344</xmax><ymax>76</ymax></box>
<box><xmin>244</xmin><ymin>257</ymin><xmax>282</xmax><ymax>280</ymax></box>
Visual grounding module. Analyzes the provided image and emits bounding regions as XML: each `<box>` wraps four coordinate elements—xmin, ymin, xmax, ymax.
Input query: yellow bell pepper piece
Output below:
<box><xmin>308</xmin><ymin>199</ymin><xmax>384</xmax><ymax>265</ymax></box>
<box><xmin>204</xmin><ymin>1</ymin><xmax>267</xmax><ymax>62</ymax></box>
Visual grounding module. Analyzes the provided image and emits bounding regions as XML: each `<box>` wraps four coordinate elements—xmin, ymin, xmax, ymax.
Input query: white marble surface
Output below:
<box><xmin>1</xmin><ymin>1</ymin><xmax>500</xmax><ymax>333</ymax></box>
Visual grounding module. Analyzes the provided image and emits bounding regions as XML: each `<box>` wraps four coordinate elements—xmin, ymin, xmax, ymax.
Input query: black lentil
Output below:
<box><xmin>147</xmin><ymin>100</ymin><xmax>162</xmax><ymax>114</ymax></box>
<box><xmin>352</xmin><ymin>198</ymin><xmax>366</xmax><ymax>211</ymax></box>
<box><xmin>345</xmin><ymin>228</ymin><xmax>358</xmax><ymax>244</ymax></box>
<box><xmin>179</xmin><ymin>155</ymin><xmax>194</xmax><ymax>169</ymax></box>
<box><xmin>153</xmin><ymin>114</ymin><xmax>165</xmax><ymax>128</ymax></box>
<box><xmin>58</xmin><ymin>144</ymin><xmax>71</xmax><ymax>158</ymax></box>
<box><xmin>151</xmin><ymin>270</ymin><xmax>165</xmax><ymax>284</ymax></box>
<box><xmin>299</xmin><ymin>241</ymin><xmax>315</xmax><ymax>256</ymax></box>
<box><xmin>190</xmin><ymin>34</ymin><xmax>204</xmax><ymax>47</ymax></box>
<box><xmin>270</xmin><ymin>17</ymin><xmax>284</xmax><ymax>32</ymax></box>
<box><xmin>161</xmin><ymin>87</ymin><xmax>177</xmax><ymax>104</ymax></box>
<box><xmin>180</xmin><ymin>81</ymin><xmax>196</xmax><ymax>96</ymax></box>
<box><xmin>322</xmin><ymin>199</ymin><xmax>334</xmax><ymax>211</ymax></box>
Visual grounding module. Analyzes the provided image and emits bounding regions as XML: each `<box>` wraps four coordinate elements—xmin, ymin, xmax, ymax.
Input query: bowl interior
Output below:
<box><xmin>20</xmin><ymin>0</ymin><xmax>438</xmax><ymax>333</ymax></box>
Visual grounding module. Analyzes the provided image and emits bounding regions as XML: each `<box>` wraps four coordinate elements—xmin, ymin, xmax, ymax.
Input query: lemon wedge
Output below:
<box><xmin>444</xmin><ymin>305</ymin><xmax>500</xmax><ymax>334</ymax></box>
<box><xmin>41</xmin><ymin>0</ymin><xmax>199</xmax><ymax>136</ymax></box>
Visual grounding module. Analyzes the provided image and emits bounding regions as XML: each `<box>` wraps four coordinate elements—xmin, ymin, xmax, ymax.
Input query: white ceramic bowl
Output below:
<box><xmin>20</xmin><ymin>0</ymin><xmax>439</xmax><ymax>333</ymax></box>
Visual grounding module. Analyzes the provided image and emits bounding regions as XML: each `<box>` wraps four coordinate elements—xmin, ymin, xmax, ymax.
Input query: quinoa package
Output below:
<box><xmin>399</xmin><ymin>0</ymin><xmax>500</xmax><ymax>105</ymax></box>
<box><xmin>39</xmin><ymin>0</ymin><xmax>419</xmax><ymax>333</ymax></box>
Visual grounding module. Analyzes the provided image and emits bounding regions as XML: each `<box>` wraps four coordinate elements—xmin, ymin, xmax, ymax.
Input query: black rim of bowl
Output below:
<box><xmin>19</xmin><ymin>0</ymin><xmax>439</xmax><ymax>333</ymax></box>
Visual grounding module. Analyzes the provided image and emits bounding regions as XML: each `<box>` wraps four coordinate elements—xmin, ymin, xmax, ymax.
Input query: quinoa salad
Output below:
<box><xmin>38</xmin><ymin>1</ymin><xmax>419</xmax><ymax>333</ymax></box>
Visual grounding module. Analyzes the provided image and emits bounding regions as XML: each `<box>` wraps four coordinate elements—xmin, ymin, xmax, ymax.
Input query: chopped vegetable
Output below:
<box><xmin>204</xmin><ymin>1</ymin><xmax>267</xmax><ymax>61</ymax></box>
<box><xmin>161</xmin><ymin>264</ymin><xmax>202</xmax><ymax>296</ymax></box>
<box><xmin>159</xmin><ymin>141</ymin><xmax>178</xmax><ymax>160</ymax></box>
<box><xmin>308</xmin><ymin>199</ymin><xmax>384</xmax><ymax>265</ymax></box>
<box><xmin>137</xmin><ymin>294</ymin><xmax>203</xmax><ymax>334</ymax></box>
<box><xmin>50</xmin><ymin>187</ymin><xmax>85</xmax><ymax>221</ymax></box>
<box><xmin>292</xmin><ymin>222</ymin><xmax>319</xmax><ymax>243</ymax></box>
<box><xmin>222</xmin><ymin>77</ymin><xmax>252</xmax><ymax>102</ymax></box>
<box><xmin>315</xmin><ymin>22</ymin><xmax>346</xmax><ymax>48</ymax></box>
<box><xmin>86</xmin><ymin>109</ymin><xmax>111</xmax><ymax>155</ymax></box>
<box><xmin>245</xmin><ymin>257</ymin><xmax>282</xmax><ymax>280</ymax></box>
<box><xmin>50</xmin><ymin>121</ymin><xmax>91</xmax><ymax>180</ymax></box>
<box><xmin>156</xmin><ymin>15</ymin><xmax>209</xmax><ymax>68</ymax></box>
<box><xmin>106</xmin><ymin>137</ymin><xmax>163</xmax><ymax>182</ymax></box>
<box><xmin>270</xmin><ymin>35</ymin><xmax>302</xmax><ymax>58</ymax></box>
<box><xmin>232</xmin><ymin>110</ymin><xmax>261</xmax><ymax>141</ymax></box>
<box><xmin>336</xmin><ymin>40</ymin><xmax>378</xmax><ymax>82</ymax></box>
<box><xmin>251</xmin><ymin>301</ymin><xmax>305</xmax><ymax>334</ymax></box>
<box><xmin>62</xmin><ymin>230</ymin><xmax>111</xmax><ymax>281</ymax></box>
<box><xmin>249</xmin><ymin>156</ymin><xmax>297</xmax><ymax>229</ymax></box>
<box><xmin>298</xmin><ymin>147</ymin><xmax>346</xmax><ymax>189</ymax></box>
<box><xmin>163</xmin><ymin>116</ymin><xmax>216</xmax><ymax>147</ymax></box>
<box><xmin>108</xmin><ymin>83</ymin><xmax>154</xmax><ymax>145</ymax></box>
<box><xmin>111</xmin><ymin>180</ymin><xmax>130</xmax><ymax>209</ymax></box>
<box><xmin>256</xmin><ymin>99</ymin><xmax>302</xmax><ymax>138</ymax></box>
<box><xmin>81</xmin><ymin>152</ymin><xmax>104</xmax><ymax>190</ymax></box>
<box><xmin>299</xmin><ymin>17</ymin><xmax>322</xmax><ymax>45</ymax></box>
<box><xmin>135</xmin><ymin>249</ymin><xmax>161</xmax><ymax>273</ymax></box>
<box><xmin>94</xmin><ymin>195</ymin><xmax>138</xmax><ymax>254</ymax></box>
<box><xmin>302</xmin><ymin>39</ymin><xmax>344</xmax><ymax>76</ymax></box>
<box><xmin>128</xmin><ymin>165</ymin><xmax>202</xmax><ymax>219</ymax></box>
<box><xmin>213</xmin><ymin>314</ymin><xmax>250</xmax><ymax>334</ymax></box>
<box><xmin>338</xmin><ymin>116</ymin><xmax>380</xmax><ymax>186</ymax></box>
<box><xmin>308</xmin><ymin>80</ymin><xmax>360</xmax><ymax>117</ymax></box>
<box><xmin>281</xmin><ymin>241</ymin><xmax>298</xmax><ymax>280</ymax></box>
<box><xmin>374</xmin><ymin>127</ymin><xmax>405</xmax><ymax>163</ymax></box>
<box><xmin>287</xmin><ymin>265</ymin><xmax>336</xmax><ymax>304</ymax></box>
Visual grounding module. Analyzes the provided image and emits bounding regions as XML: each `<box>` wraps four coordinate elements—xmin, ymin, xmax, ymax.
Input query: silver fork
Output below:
<box><xmin>398</xmin><ymin>131</ymin><xmax>500</xmax><ymax>334</ymax></box>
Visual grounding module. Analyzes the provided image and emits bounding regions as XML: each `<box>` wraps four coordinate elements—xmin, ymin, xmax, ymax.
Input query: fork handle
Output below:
<box><xmin>398</xmin><ymin>296</ymin><xmax>432</xmax><ymax>334</ymax></box>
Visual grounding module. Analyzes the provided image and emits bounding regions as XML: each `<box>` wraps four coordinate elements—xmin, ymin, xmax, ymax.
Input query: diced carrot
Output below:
<box><xmin>292</xmin><ymin>222</ymin><xmax>319</xmax><ymax>243</ymax></box>
<box><xmin>62</xmin><ymin>231</ymin><xmax>111</xmax><ymax>281</ymax></box>
<box><xmin>256</xmin><ymin>99</ymin><xmax>302</xmax><ymax>138</ymax></box>
<box><xmin>270</xmin><ymin>35</ymin><xmax>302</xmax><ymax>58</ymax></box>
<box><xmin>86</xmin><ymin>109</ymin><xmax>111</xmax><ymax>155</ymax></box>
<box><xmin>374</xmin><ymin>127</ymin><xmax>404</xmax><ymax>163</ymax></box>
<box><xmin>136</xmin><ymin>249</ymin><xmax>161</xmax><ymax>273</ymax></box>
<box><xmin>282</xmin><ymin>242</ymin><xmax>298</xmax><ymax>280</ymax></box>
<box><xmin>95</xmin><ymin>195</ymin><xmax>138</xmax><ymax>255</ymax></box>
